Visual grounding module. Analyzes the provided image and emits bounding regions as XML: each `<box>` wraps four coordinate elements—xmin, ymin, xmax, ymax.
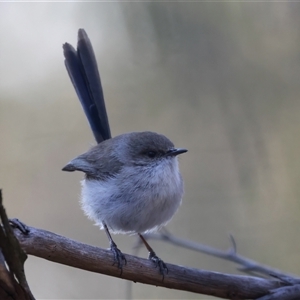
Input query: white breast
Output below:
<box><xmin>80</xmin><ymin>157</ymin><xmax>184</xmax><ymax>234</ymax></box>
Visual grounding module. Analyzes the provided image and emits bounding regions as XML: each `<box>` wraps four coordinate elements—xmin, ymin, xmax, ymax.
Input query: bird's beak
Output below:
<box><xmin>166</xmin><ymin>148</ymin><xmax>188</xmax><ymax>157</ymax></box>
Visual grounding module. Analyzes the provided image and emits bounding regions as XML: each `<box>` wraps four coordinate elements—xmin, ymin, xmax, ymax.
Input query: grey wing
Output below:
<box><xmin>62</xmin><ymin>143</ymin><xmax>123</xmax><ymax>180</ymax></box>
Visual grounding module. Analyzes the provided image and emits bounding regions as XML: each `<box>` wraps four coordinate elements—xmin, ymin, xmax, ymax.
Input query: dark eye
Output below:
<box><xmin>146</xmin><ymin>151</ymin><xmax>157</xmax><ymax>158</ymax></box>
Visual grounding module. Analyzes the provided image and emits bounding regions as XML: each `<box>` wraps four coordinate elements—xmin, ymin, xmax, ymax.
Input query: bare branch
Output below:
<box><xmin>0</xmin><ymin>190</ymin><xmax>34</xmax><ymax>300</ymax></box>
<box><xmin>140</xmin><ymin>229</ymin><xmax>299</xmax><ymax>279</ymax></box>
<box><xmin>0</xmin><ymin>250</ymin><xmax>16</xmax><ymax>296</ymax></box>
<box><xmin>11</xmin><ymin>222</ymin><xmax>285</xmax><ymax>299</ymax></box>
<box><xmin>256</xmin><ymin>284</ymin><xmax>300</xmax><ymax>300</ymax></box>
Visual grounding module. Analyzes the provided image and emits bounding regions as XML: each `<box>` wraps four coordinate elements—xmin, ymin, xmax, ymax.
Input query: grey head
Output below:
<box><xmin>62</xmin><ymin>131</ymin><xmax>187</xmax><ymax>180</ymax></box>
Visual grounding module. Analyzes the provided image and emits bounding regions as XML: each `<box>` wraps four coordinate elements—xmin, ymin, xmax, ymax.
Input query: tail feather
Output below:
<box><xmin>63</xmin><ymin>29</ymin><xmax>111</xmax><ymax>143</ymax></box>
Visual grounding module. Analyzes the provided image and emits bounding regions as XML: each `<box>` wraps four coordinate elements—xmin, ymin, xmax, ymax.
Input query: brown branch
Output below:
<box><xmin>11</xmin><ymin>222</ymin><xmax>285</xmax><ymax>299</ymax></box>
<box><xmin>256</xmin><ymin>284</ymin><xmax>300</xmax><ymax>300</ymax></box>
<box><xmin>139</xmin><ymin>229</ymin><xmax>299</xmax><ymax>280</ymax></box>
<box><xmin>0</xmin><ymin>190</ymin><xmax>34</xmax><ymax>300</ymax></box>
<box><xmin>255</xmin><ymin>275</ymin><xmax>300</xmax><ymax>300</ymax></box>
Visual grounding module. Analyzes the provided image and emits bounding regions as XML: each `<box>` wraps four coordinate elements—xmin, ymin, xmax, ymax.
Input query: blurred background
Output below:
<box><xmin>1</xmin><ymin>2</ymin><xmax>300</xmax><ymax>299</ymax></box>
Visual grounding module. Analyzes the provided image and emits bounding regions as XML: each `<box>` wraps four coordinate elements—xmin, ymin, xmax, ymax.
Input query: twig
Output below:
<box><xmin>139</xmin><ymin>229</ymin><xmax>298</xmax><ymax>280</ymax></box>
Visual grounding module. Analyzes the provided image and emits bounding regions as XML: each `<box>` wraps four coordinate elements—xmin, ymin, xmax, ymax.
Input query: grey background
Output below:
<box><xmin>1</xmin><ymin>2</ymin><xmax>300</xmax><ymax>299</ymax></box>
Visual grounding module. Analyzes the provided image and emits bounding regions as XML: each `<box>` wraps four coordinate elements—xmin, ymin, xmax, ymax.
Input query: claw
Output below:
<box><xmin>9</xmin><ymin>218</ymin><xmax>30</xmax><ymax>234</ymax></box>
<box><xmin>110</xmin><ymin>241</ymin><xmax>126</xmax><ymax>274</ymax></box>
<box><xmin>149</xmin><ymin>251</ymin><xmax>168</xmax><ymax>280</ymax></box>
<box><xmin>103</xmin><ymin>223</ymin><xmax>126</xmax><ymax>274</ymax></box>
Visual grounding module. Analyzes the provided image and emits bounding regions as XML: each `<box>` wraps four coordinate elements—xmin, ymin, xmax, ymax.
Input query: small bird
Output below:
<box><xmin>62</xmin><ymin>29</ymin><xmax>187</xmax><ymax>276</ymax></box>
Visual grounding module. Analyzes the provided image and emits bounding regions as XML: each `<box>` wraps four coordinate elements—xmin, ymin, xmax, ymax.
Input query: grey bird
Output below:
<box><xmin>62</xmin><ymin>29</ymin><xmax>187</xmax><ymax>276</ymax></box>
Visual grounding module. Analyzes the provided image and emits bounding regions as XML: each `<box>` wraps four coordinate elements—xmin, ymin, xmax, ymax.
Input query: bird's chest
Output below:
<box><xmin>120</xmin><ymin>161</ymin><xmax>183</xmax><ymax>209</ymax></box>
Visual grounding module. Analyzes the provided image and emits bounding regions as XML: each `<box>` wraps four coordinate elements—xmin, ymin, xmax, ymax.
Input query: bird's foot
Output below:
<box><xmin>110</xmin><ymin>241</ymin><xmax>127</xmax><ymax>272</ymax></box>
<box><xmin>9</xmin><ymin>218</ymin><xmax>30</xmax><ymax>234</ymax></box>
<box><xmin>149</xmin><ymin>251</ymin><xmax>168</xmax><ymax>279</ymax></box>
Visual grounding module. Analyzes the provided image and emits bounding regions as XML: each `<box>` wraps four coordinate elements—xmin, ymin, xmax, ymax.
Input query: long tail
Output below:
<box><xmin>63</xmin><ymin>29</ymin><xmax>111</xmax><ymax>143</ymax></box>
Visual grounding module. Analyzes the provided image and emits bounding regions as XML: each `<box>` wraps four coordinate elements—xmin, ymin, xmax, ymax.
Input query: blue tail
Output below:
<box><xmin>63</xmin><ymin>29</ymin><xmax>111</xmax><ymax>143</ymax></box>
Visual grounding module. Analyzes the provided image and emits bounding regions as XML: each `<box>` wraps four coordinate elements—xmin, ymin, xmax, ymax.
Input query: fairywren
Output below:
<box><xmin>62</xmin><ymin>29</ymin><xmax>187</xmax><ymax>275</ymax></box>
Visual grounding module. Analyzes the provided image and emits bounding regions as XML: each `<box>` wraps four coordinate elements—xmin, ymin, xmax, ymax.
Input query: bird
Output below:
<box><xmin>62</xmin><ymin>29</ymin><xmax>187</xmax><ymax>276</ymax></box>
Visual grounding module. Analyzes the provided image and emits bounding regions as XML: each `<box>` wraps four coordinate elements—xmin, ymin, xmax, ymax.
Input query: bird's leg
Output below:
<box><xmin>103</xmin><ymin>223</ymin><xmax>126</xmax><ymax>271</ymax></box>
<box><xmin>138</xmin><ymin>233</ymin><xmax>168</xmax><ymax>278</ymax></box>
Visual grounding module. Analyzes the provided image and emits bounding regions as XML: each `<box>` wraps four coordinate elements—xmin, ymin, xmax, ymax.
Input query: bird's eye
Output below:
<box><xmin>146</xmin><ymin>151</ymin><xmax>157</xmax><ymax>158</ymax></box>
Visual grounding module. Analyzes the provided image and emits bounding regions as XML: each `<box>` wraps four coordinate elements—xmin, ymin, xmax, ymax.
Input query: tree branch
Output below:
<box><xmin>0</xmin><ymin>191</ymin><xmax>34</xmax><ymax>300</ymax></box>
<box><xmin>11</xmin><ymin>222</ymin><xmax>285</xmax><ymax>299</ymax></box>
<box><xmin>139</xmin><ymin>229</ymin><xmax>299</xmax><ymax>280</ymax></box>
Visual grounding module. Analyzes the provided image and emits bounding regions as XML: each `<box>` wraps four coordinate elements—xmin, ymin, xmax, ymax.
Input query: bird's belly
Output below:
<box><xmin>80</xmin><ymin>164</ymin><xmax>183</xmax><ymax>234</ymax></box>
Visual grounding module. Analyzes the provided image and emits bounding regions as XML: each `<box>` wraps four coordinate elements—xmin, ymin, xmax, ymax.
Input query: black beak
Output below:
<box><xmin>166</xmin><ymin>148</ymin><xmax>188</xmax><ymax>157</ymax></box>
